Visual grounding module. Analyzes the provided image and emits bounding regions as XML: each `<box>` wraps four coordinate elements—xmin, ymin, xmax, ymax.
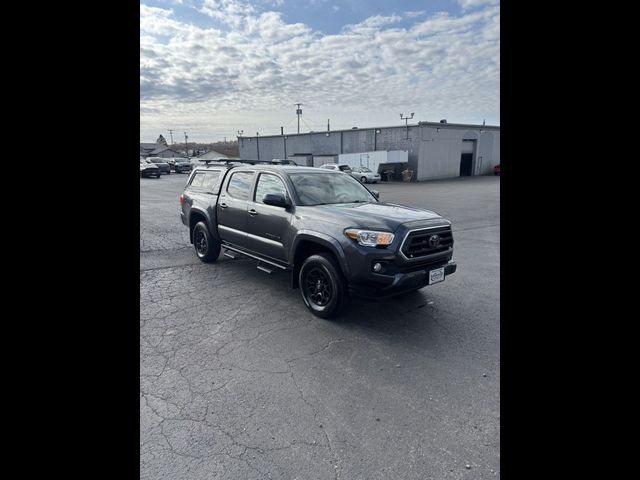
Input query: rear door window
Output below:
<box><xmin>227</xmin><ymin>171</ymin><xmax>254</xmax><ymax>200</ymax></box>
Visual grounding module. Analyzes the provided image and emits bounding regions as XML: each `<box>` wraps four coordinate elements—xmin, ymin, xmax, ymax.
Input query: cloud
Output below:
<box><xmin>199</xmin><ymin>0</ymin><xmax>256</xmax><ymax>28</ymax></box>
<box><xmin>140</xmin><ymin>1</ymin><xmax>499</xmax><ymax>140</ymax></box>
<box><xmin>404</xmin><ymin>10</ymin><xmax>426</xmax><ymax>18</ymax></box>
<box><xmin>344</xmin><ymin>14</ymin><xmax>403</xmax><ymax>31</ymax></box>
<box><xmin>457</xmin><ymin>0</ymin><xmax>500</xmax><ymax>11</ymax></box>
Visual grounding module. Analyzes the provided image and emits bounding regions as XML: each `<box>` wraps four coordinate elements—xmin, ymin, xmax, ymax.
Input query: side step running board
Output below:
<box><xmin>257</xmin><ymin>262</ymin><xmax>274</xmax><ymax>274</ymax></box>
<box><xmin>221</xmin><ymin>243</ymin><xmax>288</xmax><ymax>271</ymax></box>
<box><xmin>223</xmin><ymin>249</ymin><xmax>238</xmax><ymax>259</ymax></box>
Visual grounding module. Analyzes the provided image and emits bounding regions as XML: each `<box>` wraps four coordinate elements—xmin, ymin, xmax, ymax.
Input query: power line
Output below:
<box><xmin>301</xmin><ymin>117</ymin><xmax>313</xmax><ymax>132</ymax></box>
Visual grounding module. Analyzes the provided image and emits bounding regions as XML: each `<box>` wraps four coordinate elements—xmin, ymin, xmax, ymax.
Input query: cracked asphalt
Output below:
<box><xmin>140</xmin><ymin>173</ymin><xmax>500</xmax><ymax>479</ymax></box>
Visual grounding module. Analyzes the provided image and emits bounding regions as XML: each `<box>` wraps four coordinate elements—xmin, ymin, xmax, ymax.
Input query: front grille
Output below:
<box><xmin>401</xmin><ymin>226</ymin><xmax>453</xmax><ymax>260</ymax></box>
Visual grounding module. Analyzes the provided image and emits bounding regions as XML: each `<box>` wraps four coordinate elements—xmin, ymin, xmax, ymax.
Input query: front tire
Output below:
<box><xmin>193</xmin><ymin>222</ymin><xmax>220</xmax><ymax>263</ymax></box>
<box><xmin>361</xmin><ymin>176</ymin><xmax>367</xmax><ymax>183</ymax></box>
<box><xmin>299</xmin><ymin>253</ymin><xmax>349</xmax><ymax>319</ymax></box>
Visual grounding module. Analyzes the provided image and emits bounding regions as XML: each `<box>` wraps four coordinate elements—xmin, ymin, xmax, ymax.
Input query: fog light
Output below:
<box><xmin>373</xmin><ymin>262</ymin><xmax>383</xmax><ymax>273</ymax></box>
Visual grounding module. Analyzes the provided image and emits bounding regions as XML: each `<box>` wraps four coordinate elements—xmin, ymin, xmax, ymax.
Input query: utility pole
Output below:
<box><xmin>327</xmin><ymin>119</ymin><xmax>330</xmax><ymax>133</ymax></box>
<box><xmin>281</xmin><ymin>126</ymin><xmax>284</xmax><ymax>135</ymax></box>
<box><xmin>400</xmin><ymin>113</ymin><xmax>414</xmax><ymax>140</ymax></box>
<box><xmin>256</xmin><ymin>132</ymin><xmax>260</xmax><ymax>160</ymax></box>
<box><xmin>184</xmin><ymin>132</ymin><xmax>189</xmax><ymax>157</ymax></box>
<box><xmin>168</xmin><ymin>129</ymin><xmax>174</xmax><ymax>145</ymax></box>
<box><xmin>223</xmin><ymin>137</ymin><xmax>226</xmax><ymax>144</ymax></box>
<box><xmin>295</xmin><ymin>103</ymin><xmax>303</xmax><ymax>134</ymax></box>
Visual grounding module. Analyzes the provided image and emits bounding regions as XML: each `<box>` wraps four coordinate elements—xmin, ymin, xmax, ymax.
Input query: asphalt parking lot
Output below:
<box><xmin>140</xmin><ymin>172</ymin><xmax>500</xmax><ymax>479</ymax></box>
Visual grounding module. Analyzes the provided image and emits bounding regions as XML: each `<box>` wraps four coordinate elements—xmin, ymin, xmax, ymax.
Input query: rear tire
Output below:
<box><xmin>193</xmin><ymin>222</ymin><xmax>220</xmax><ymax>263</ymax></box>
<box><xmin>299</xmin><ymin>253</ymin><xmax>349</xmax><ymax>319</ymax></box>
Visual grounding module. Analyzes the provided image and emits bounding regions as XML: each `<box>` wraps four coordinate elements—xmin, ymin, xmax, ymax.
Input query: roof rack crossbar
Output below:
<box><xmin>199</xmin><ymin>158</ymin><xmax>278</xmax><ymax>166</ymax></box>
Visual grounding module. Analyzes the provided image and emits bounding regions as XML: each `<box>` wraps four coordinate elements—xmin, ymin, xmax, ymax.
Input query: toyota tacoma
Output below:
<box><xmin>180</xmin><ymin>160</ymin><xmax>457</xmax><ymax>318</ymax></box>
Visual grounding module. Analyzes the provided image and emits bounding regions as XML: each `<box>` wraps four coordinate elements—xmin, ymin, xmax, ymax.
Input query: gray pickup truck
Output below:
<box><xmin>180</xmin><ymin>160</ymin><xmax>457</xmax><ymax>318</ymax></box>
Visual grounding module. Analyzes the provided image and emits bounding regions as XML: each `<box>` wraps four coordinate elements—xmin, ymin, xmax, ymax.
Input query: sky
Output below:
<box><xmin>140</xmin><ymin>0</ymin><xmax>499</xmax><ymax>143</ymax></box>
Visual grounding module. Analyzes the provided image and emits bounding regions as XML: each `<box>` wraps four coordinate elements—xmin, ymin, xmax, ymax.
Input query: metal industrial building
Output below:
<box><xmin>238</xmin><ymin>121</ymin><xmax>500</xmax><ymax>181</ymax></box>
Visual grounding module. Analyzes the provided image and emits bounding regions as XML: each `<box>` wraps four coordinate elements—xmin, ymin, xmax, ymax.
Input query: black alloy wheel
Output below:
<box><xmin>192</xmin><ymin>222</ymin><xmax>220</xmax><ymax>263</ymax></box>
<box><xmin>305</xmin><ymin>267</ymin><xmax>333</xmax><ymax>307</ymax></box>
<box><xmin>299</xmin><ymin>253</ymin><xmax>349</xmax><ymax>318</ymax></box>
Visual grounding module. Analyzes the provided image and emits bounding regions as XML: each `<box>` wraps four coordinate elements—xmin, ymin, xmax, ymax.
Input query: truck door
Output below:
<box><xmin>246</xmin><ymin>172</ymin><xmax>292</xmax><ymax>262</ymax></box>
<box><xmin>217</xmin><ymin>170</ymin><xmax>255</xmax><ymax>247</ymax></box>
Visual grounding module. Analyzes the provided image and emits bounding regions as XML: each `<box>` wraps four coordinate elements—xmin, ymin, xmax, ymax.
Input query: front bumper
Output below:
<box><xmin>141</xmin><ymin>169</ymin><xmax>161</xmax><ymax>177</ymax></box>
<box><xmin>341</xmin><ymin>221</ymin><xmax>456</xmax><ymax>298</ymax></box>
<box><xmin>349</xmin><ymin>260</ymin><xmax>457</xmax><ymax>298</ymax></box>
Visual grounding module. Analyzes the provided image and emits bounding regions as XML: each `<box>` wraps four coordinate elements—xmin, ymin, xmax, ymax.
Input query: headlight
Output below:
<box><xmin>344</xmin><ymin>229</ymin><xmax>395</xmax><ymax>247</ymax></box>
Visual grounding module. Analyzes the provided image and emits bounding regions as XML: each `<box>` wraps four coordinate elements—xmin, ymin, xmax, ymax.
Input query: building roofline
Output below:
<box><xmin>238</xmin><ymin>121</ymin><xmax>499</xmax><ymax>140</ymax></box>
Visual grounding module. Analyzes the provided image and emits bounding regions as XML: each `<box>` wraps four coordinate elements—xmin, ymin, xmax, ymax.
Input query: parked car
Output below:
<box><xmin>494</xmin><ymin>164</ymin><xmax>500</xmax><ymax>176</ymax></box>
<box><xmin>174</xmin><ymin>159</ymin><xmax>192</xmax><ymax>173</ymax></box>
<box><xmin>350</xmin><ymin>166</ymin><xmax>381</xmax><ymax>184</ymax></box>
<box><xmin>180</xmin><ymin>162</ymin><xmax>457</xmax><ymax>318</ymax></box>
<box><xmin>164</xmin><ymin>158</ymin><xmax>177</xmax><ymax>170</ymax></box>
<box><xmin>148</xmin><ymin>157</ymin><xmax>171</xmax><ymax>174</ymax></box>
<box><xmin>319</xmin><ymin>163</ymin><xmax>353</xmax><ymax>174</ymax></box>
<box><xmin>140</xmin><ymin>160</ymin><xmax>161</xmax><ymax>178</ymax></box>
<box><xmin>270</xmin><ymin>159</ymin><xmax>298</xmax><ymax>166</ymax></box>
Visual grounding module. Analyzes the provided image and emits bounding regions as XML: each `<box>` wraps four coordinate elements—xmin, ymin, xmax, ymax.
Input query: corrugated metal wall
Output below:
<box><xmin>239</xmin><ymin>125</ymin><xmax>500</xmax><ymax>181</ymax></box>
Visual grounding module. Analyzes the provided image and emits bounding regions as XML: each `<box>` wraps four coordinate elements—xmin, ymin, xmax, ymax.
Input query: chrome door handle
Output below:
<box><xmin>219</xmin><ymin>202</ymin><xmax>228</xmax><ymax>208</ymax></box>
<box><xmin>248</xmin><ymin>209</ymin><xmax>258</xmax><ymax>216</ymax></box>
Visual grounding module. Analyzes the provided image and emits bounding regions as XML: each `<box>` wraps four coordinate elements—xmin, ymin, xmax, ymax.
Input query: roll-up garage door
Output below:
<box><xmin>461</xmin><ymin>141</ymin><xmax>475</xmax><ymax>153</ymax></box>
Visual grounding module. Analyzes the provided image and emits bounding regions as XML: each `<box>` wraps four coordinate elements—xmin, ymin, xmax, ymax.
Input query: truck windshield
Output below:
<box><xmin>289</xmin><ymin>173</ymin><xmax>377</xmax><ymax>206</ymax></box>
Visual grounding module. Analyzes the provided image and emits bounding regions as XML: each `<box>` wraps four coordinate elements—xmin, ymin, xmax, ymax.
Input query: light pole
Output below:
<box><xmin>295</xmin><ymin>103</ymin><xmax>303</xmax><ymax>134</ymax></box>
<box><xmin>184</xmin><ymin>132</ymin><xmax>189</xmax><ymax>158</ymax></box>
<box><xmin>400</xmin><ymin>113</ymin><xmax>414</xmax><ymax>140</ymax></box>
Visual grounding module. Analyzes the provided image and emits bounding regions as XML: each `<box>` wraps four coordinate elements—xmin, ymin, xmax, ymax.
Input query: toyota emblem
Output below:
<box><xmin>428</xmin><ymin>234</ymin><xmax>440</xmax><ymax>248</ymax></box>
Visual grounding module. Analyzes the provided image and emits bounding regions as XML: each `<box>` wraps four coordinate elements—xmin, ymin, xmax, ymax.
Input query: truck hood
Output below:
<box><xmin>297</xmin><ymin>202</ymin><xmax>445</xmax><ymax>232</ymax></box>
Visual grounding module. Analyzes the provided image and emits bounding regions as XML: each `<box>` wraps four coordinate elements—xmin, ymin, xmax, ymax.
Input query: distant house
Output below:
<box><xmin>196</xmin><ymin>150</ymin><xmax>228</xmax><ymax>160</ymax></box>
<box><xmin>140</xmin><ymin>143</ymin><xmax>159</xmax><ymax>157</ymax></box>
<box><xmin>147</xmin><ymin>146</ymin><xmax>183</xmax><ymax>159</ymax></box>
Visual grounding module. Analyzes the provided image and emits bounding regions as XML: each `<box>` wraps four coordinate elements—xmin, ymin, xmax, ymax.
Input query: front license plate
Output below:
<box><xmin>428</xmin><ymin>267</ymin><xmax>445</xmax><ymax>285</ymax></box>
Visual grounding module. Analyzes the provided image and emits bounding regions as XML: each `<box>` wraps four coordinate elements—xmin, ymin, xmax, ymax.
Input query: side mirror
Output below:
<box><xmin>371</xmin><ymin>189</ymin><xmax>379</xmax><ymax>200</ymax></box>
<box><xmin>263</xmin><ymin>193</ymin><xmax>291</xmax><ymax>208</ymax></box>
